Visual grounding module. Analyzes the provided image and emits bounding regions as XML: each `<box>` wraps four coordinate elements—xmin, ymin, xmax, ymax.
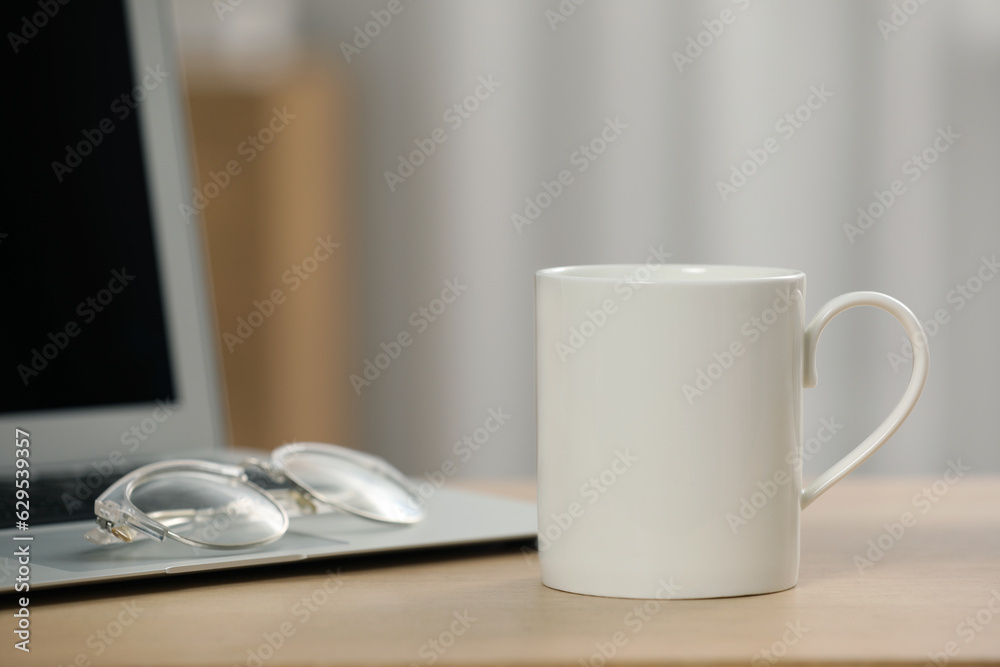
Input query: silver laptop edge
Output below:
<box><xmin>0</xmin><ymin>486</ymin><xmax>536</xmax><ymax>593</ymax></box>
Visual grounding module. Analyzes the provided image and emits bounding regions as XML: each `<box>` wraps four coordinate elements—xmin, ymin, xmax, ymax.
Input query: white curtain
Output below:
<box><xmin>284</xmin><ymin>0</ymin><xmax>1000</xmax><ymax>478</ymax></box>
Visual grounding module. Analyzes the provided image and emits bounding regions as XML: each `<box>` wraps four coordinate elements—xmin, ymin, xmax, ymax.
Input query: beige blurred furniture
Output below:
<box><xmin>13</xmin><ymin>477</ymin><xmax>1000</xmax><ymax>665</ymax></box>
<box><xmin>182</xmin><ymin>61</ymin><xmax>360</xmax><ymax>452</ymax></box>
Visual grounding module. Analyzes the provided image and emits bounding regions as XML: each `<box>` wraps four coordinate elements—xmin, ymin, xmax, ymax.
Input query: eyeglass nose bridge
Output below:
<box><xmin>239</xmin><ymin>458</ymin><xmax>319</xmax><ymax>513</ymax></box>
<box><xmin>239</xmin><ymin>457</ymin><xmax>282</xmax><ymax>479</ymax></box>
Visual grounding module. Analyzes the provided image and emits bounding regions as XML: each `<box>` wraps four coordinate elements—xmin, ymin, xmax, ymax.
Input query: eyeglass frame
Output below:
<box><xmin>85</xmin><ymin>442</ymin><xmax>426</xmax><ymax>550</ymax></box>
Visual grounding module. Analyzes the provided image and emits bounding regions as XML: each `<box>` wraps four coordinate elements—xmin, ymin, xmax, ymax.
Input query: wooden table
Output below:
<box><xmin>5</xmin><ymin>477</ymin><xmax>1000</xmax><ymax>666</ymax></box>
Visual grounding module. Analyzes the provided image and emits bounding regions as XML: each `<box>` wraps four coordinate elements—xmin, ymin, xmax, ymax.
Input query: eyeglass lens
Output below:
<box><xmin>129</xmin><ymin>470</ymin><xmax>286</xmax><ymax>547</ymax></box>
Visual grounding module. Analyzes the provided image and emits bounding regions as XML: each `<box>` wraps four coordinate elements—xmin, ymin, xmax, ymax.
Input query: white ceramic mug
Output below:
<box><xmin>535</xmin><ymin>264</ymin><xmax>929</xmax><ymax>599</ymax></box>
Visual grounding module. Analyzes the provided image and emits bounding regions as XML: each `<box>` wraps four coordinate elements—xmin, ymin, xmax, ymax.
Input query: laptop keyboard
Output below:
<box><xmin>0</xmin><ymin>464</ymin><xmax>142</xmax><ymax>529</ymax></box>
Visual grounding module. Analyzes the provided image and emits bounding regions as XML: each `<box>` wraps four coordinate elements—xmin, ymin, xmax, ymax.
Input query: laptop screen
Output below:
<box><xmin>2</xmin><ymin>0</ymin><xmax>176</xmax><ymax>414</ymax></box>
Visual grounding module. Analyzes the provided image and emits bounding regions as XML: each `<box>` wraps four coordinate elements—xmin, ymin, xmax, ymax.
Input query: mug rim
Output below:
<box><xmin>536</xmin><ymin>263</ymin><xmax>805</xmax><ymax>284</ymax></box>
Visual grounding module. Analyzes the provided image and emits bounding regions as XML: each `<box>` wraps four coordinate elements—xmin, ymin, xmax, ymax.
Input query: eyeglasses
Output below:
<box><xmin>85</xmin><ymin>442</ymin><xmax>425</xmax><ymax>550</ymax></box>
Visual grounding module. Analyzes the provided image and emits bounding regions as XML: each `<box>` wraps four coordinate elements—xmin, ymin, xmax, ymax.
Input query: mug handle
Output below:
<box><xmin>800</xmin><ymin>291</ymin><xmax>930</xmax><ymax>509</ymax></box>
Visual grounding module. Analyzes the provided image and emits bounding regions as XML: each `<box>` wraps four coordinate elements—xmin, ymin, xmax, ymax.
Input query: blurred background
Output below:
<box><xmin>171</xmin><ymin>0</ymin><xmax>1000</xmax><ymax>480</ymax></box>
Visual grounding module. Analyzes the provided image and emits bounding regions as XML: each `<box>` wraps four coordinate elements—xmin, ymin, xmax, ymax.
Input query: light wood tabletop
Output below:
<box><xmin>5</xmin><ymin>476</ymin><xmax>1000</xmax><ymax>667</ymax></box>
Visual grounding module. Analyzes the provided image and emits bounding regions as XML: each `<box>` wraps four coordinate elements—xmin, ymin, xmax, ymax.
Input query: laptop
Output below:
<box><xmin>0</xmin><ymin>0</ymin><xmax>535</xmax><ymax>592</ymax></box>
